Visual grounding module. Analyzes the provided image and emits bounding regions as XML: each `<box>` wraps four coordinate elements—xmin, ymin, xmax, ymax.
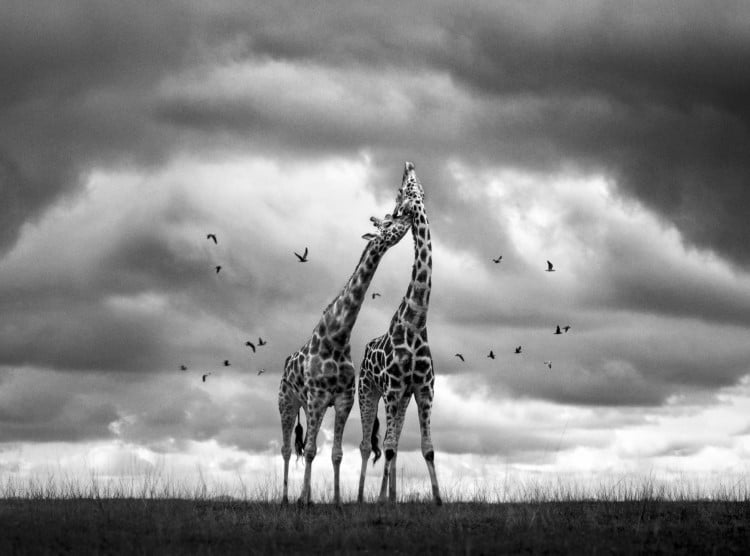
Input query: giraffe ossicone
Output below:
<box><xmin>277</xmin><ymin>207</ymin><xmax>411</xmax><ymax>507</ymax></box>
<box><xmin>357</xmin><ymin>161</ymin><xmax>442</xmax><ymax>505</ymax></box>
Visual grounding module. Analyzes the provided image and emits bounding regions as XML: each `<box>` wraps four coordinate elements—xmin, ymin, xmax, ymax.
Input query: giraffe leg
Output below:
<box><xmin>278</xmin><ymin>389</ymin><xmax>300</xmax><ymax>505</ymax></box>
<box><xmin>377</xmin><ymin>396</ymin><xmax>397</xmax><ymax>503</ymax></box>
<box><xmin>299</xmin><ymin>395</ymin><xmax>328</xmax><ymax>506</ymax></box>
<box><xmin>357</xmin><ymin>373</ymin><xmax>380</xmax><ymax>503</ymax></box>
<box><xmin>388</xmin><ymin>451</ymin><xmax>398</xmax><ymax>503</ymax></box>
<box><xmin>379</xmin><ymin>395</ymin><xmax>410</xmax><ymax>504</ymax></box>
<box><xmin>416</xmin><ymin>383</ymin><xmax>442</xmax><ymax>506</ymax></box>
<box><xmin>332</xmin><ymin>392</ymin><xmax>354</xmax><ymax>507</ymax></box>
<box><xmin>389</xmin><ymin>396</ymin><xmax>411</xmax><ymax>503</ymax></box>
<box><xmin>377</xmin><ymin>452</ymin><xmax>390</xmax><ymax>503</ymax></box>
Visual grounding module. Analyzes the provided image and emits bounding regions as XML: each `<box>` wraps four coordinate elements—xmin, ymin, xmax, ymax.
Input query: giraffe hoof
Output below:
<box><xmin>281</xmin><ymin>496</ymin><xmax>289</xmax><ymax>506</ymax></box>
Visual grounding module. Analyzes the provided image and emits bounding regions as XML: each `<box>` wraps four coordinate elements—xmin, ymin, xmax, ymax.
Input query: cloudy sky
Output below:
<box><xmin>2</xmin><ymin>0</ymin><xmax>750</xmax><ymax>498</ymax></box>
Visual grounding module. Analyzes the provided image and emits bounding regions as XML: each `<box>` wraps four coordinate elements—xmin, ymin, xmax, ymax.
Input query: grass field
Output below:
<box><xmin>1</xmin><ymin>498</ymin><xmax>748</xmax><ymax>554</ymax></box>
<box><xmin>1</xmin><ymin>475</ymin><xmax>749</xmax><ymax>554</ymax></box>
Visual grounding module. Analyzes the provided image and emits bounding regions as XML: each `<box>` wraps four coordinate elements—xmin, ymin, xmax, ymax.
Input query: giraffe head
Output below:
<box><xmin>391</xmin><ymin>161</ymin><xmax>425</xmax><ymax>219</ymax></box>
<box><xmin>362</xmin><ymin>212</ymin><xmax>410</xmax><ymax>246</ymax></box>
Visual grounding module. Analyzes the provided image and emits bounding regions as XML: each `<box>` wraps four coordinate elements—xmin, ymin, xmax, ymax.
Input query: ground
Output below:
<box><xmin>0</xmin><ymin>498</ymin><xmax>748</xmax><ymax>554</ymax></box>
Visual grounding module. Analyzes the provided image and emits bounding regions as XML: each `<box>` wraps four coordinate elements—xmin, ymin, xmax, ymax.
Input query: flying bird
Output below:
<box><xmin>455</xmin><ymin>353</ymin><xmax>465</xmax><ymax>362</ymax></box>
<box><xmin>514</xmin><ymin>346</ymin><xmax>522</xmax><ymax>354</ymax></box>
<box><xmin>215</xmin><ymin>265</ymin><xmax>222</xmax><ymax>274</ymax></box>
<box><xmin>563</xmin><ymin>325</ymin><xmax>571</xmax><ymax>333</ymax></box>
<box><xmin>223</xmin><ymin>360</ymin><xmax>231</xmax><ymax>367</ymax></box>
<box><xmin>546</xmin><ymin>260</ymin><xmax>555</xmax><ymax>272</ymax></box>
<box><xmin>206</xmin><ymin>233</ymin><xmax>217</xmax><ymax>244</ymax></box>
<box><xmin>257</xmin><ymin>337</ymin><xmax>267</xmax><ymax>346</ymax></box>
<box><xmin>202</xmin><ymin>373</ymin><xmax>212</xmax><ymax>382</ymax></box>
<box><xmin>257</xmin><ymin>369</ymin><xmax>265</xmax><ymax>376</ymax></box>
<box><xmin>544</xmin><ymin>361</ymin><xmax>552</xmax><ymax>369</ymax></box>
<box><xmin>554</xmin><ymin>325</ymin><xmax>562</xmax><ymax>335</ymax></box>
<box><xmin>487</xmin><ymin>350</ymin><xmax>495</xmax><ymax>360</ymax></box>
<box><xmin>492</xmin><ymin>255</ymin><xmax>503</xmax><ymax>264</ymax></box>
<box><xmin>245</xmin><ymin>341</ymin><xmax>256</xmax><ymax>352</ymax></box>
<box><xmin>294</xmin><ymin>247</ymin><xmax>309</xmax><ymax>262</ymax></box>
<box><xmin>372</xmin><ymin>292</ymin><xmax>381</xmax><ymax>299</ymax></box>
<box><xmin>179</xmin><ymin>365</ymin><xmax>187</xmax><ymax>371</ymax></box>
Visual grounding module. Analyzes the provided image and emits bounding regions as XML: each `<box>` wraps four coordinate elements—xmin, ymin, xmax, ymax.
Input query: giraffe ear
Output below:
<box><xmin>361</xmin><ymin>233</ymin><xmax>377</xmax><ymax>240</ymax></box>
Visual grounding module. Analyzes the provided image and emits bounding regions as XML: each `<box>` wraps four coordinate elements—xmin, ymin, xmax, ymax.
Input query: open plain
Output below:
<box><xmin>1</xmin><ymin>495</ymin><xmax>748</xmax><ymax>554</ymax></box>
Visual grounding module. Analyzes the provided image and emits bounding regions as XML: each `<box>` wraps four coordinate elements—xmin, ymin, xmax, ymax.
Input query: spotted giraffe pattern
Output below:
<box><xmin>357</xmin><ymin>162</ymin><xmax>442</xmax><ymax>505</ymax></box>
<box><xmin>278</xmin><ymin>213</ymin><xmax>410</xmax><ymax>506</ymax></box>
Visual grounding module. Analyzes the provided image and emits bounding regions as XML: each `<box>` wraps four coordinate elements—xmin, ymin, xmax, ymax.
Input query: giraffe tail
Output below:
<box><xmin>371</xmin><ymin>415</ymin><xmax>382</xmax><ymax>464</ymax></box>
<box><xmin>294</xmin><ymin>410</ymin><xmax>305</xmax><ymax>459</ymax></box>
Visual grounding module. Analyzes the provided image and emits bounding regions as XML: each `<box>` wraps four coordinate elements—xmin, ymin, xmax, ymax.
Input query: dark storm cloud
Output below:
<box><xmin>5</xmin><ymin>0</ymin><xmax>750</xmax><ymax>268</ymax></box>
<box><xmin>0</xmin><ymin>0</ymin><xmax>195</xmax><ymax>254</ymax></box>
<box><xmin>0</xmin><ymin>369</ymin><xmax>119</xmax><ymax>442</ymax></box>
<box><xmin>0</xmin><ymin>300</ymin><xmax>168</xmax><ymax>373</ymax></box>
<box><xmin>0</xmin><ymin>366</ymin><xmax>280</xmax><ymax>451</ymax></box>
<box><xmin>4</xmin><ymin>0</ymin><xmax>750</xmax><ymax>459</ymax></box>
<box><xmin>159</xmin><ymin>1</ymin><xmax>750</xmax><ymax>266</ymax></box>
<box><xmin>598</xmin><ymin>239</ymin><xmax>750</xmax><ymax>324</ymax></box>
<box><xmin>116</xmin><ymin>374</ymin><xmax>282</xmax><ymax>454</ymax></box>
<box><xmin>422</xmin><ymin>1</ymin><xmax>750</xmax><ymax>266</ymax></box>
<box><xmin>0</xmin><ymin>212</ymin><xmax>209</xmax><ymax>373</ymax></box>
<box><xmin>460</xmin><ymin>318</ymin><xmax>750</xmax><ymax>408</ymax></box>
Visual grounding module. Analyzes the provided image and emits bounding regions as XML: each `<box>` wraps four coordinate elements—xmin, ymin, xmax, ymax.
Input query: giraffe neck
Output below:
<box><xmin>397</xmin><ymin>202</ymin><xmax>431</xmax><ymax>329</ymax></box>
<box><xmin>317</xmin><ymin>239</ymin><xmax>388</xmax><ymax>347</ymax></box>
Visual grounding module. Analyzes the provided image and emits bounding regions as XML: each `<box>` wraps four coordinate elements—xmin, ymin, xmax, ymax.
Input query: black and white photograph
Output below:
<box><xmin>1</xmin><ymin>1</ymin><xmax>750</xmax><ymax>553</ymax></box>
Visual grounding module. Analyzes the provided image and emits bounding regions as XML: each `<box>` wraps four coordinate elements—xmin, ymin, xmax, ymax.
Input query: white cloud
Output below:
<box><xmin>3</xmin><ymin>141</ymin><xmax>750</xmax><ymax>493</ymax></box>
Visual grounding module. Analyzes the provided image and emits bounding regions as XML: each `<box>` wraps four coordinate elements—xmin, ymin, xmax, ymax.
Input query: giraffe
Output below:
<box><xmin>357</xmin><ymin>161</ymin><xmax>442</xmax><ymax>505</ymax></box>
<box><xmin>278</xmin><ymin>211</ymin><xmax>411</xmax><ymax>506</ymax></box>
